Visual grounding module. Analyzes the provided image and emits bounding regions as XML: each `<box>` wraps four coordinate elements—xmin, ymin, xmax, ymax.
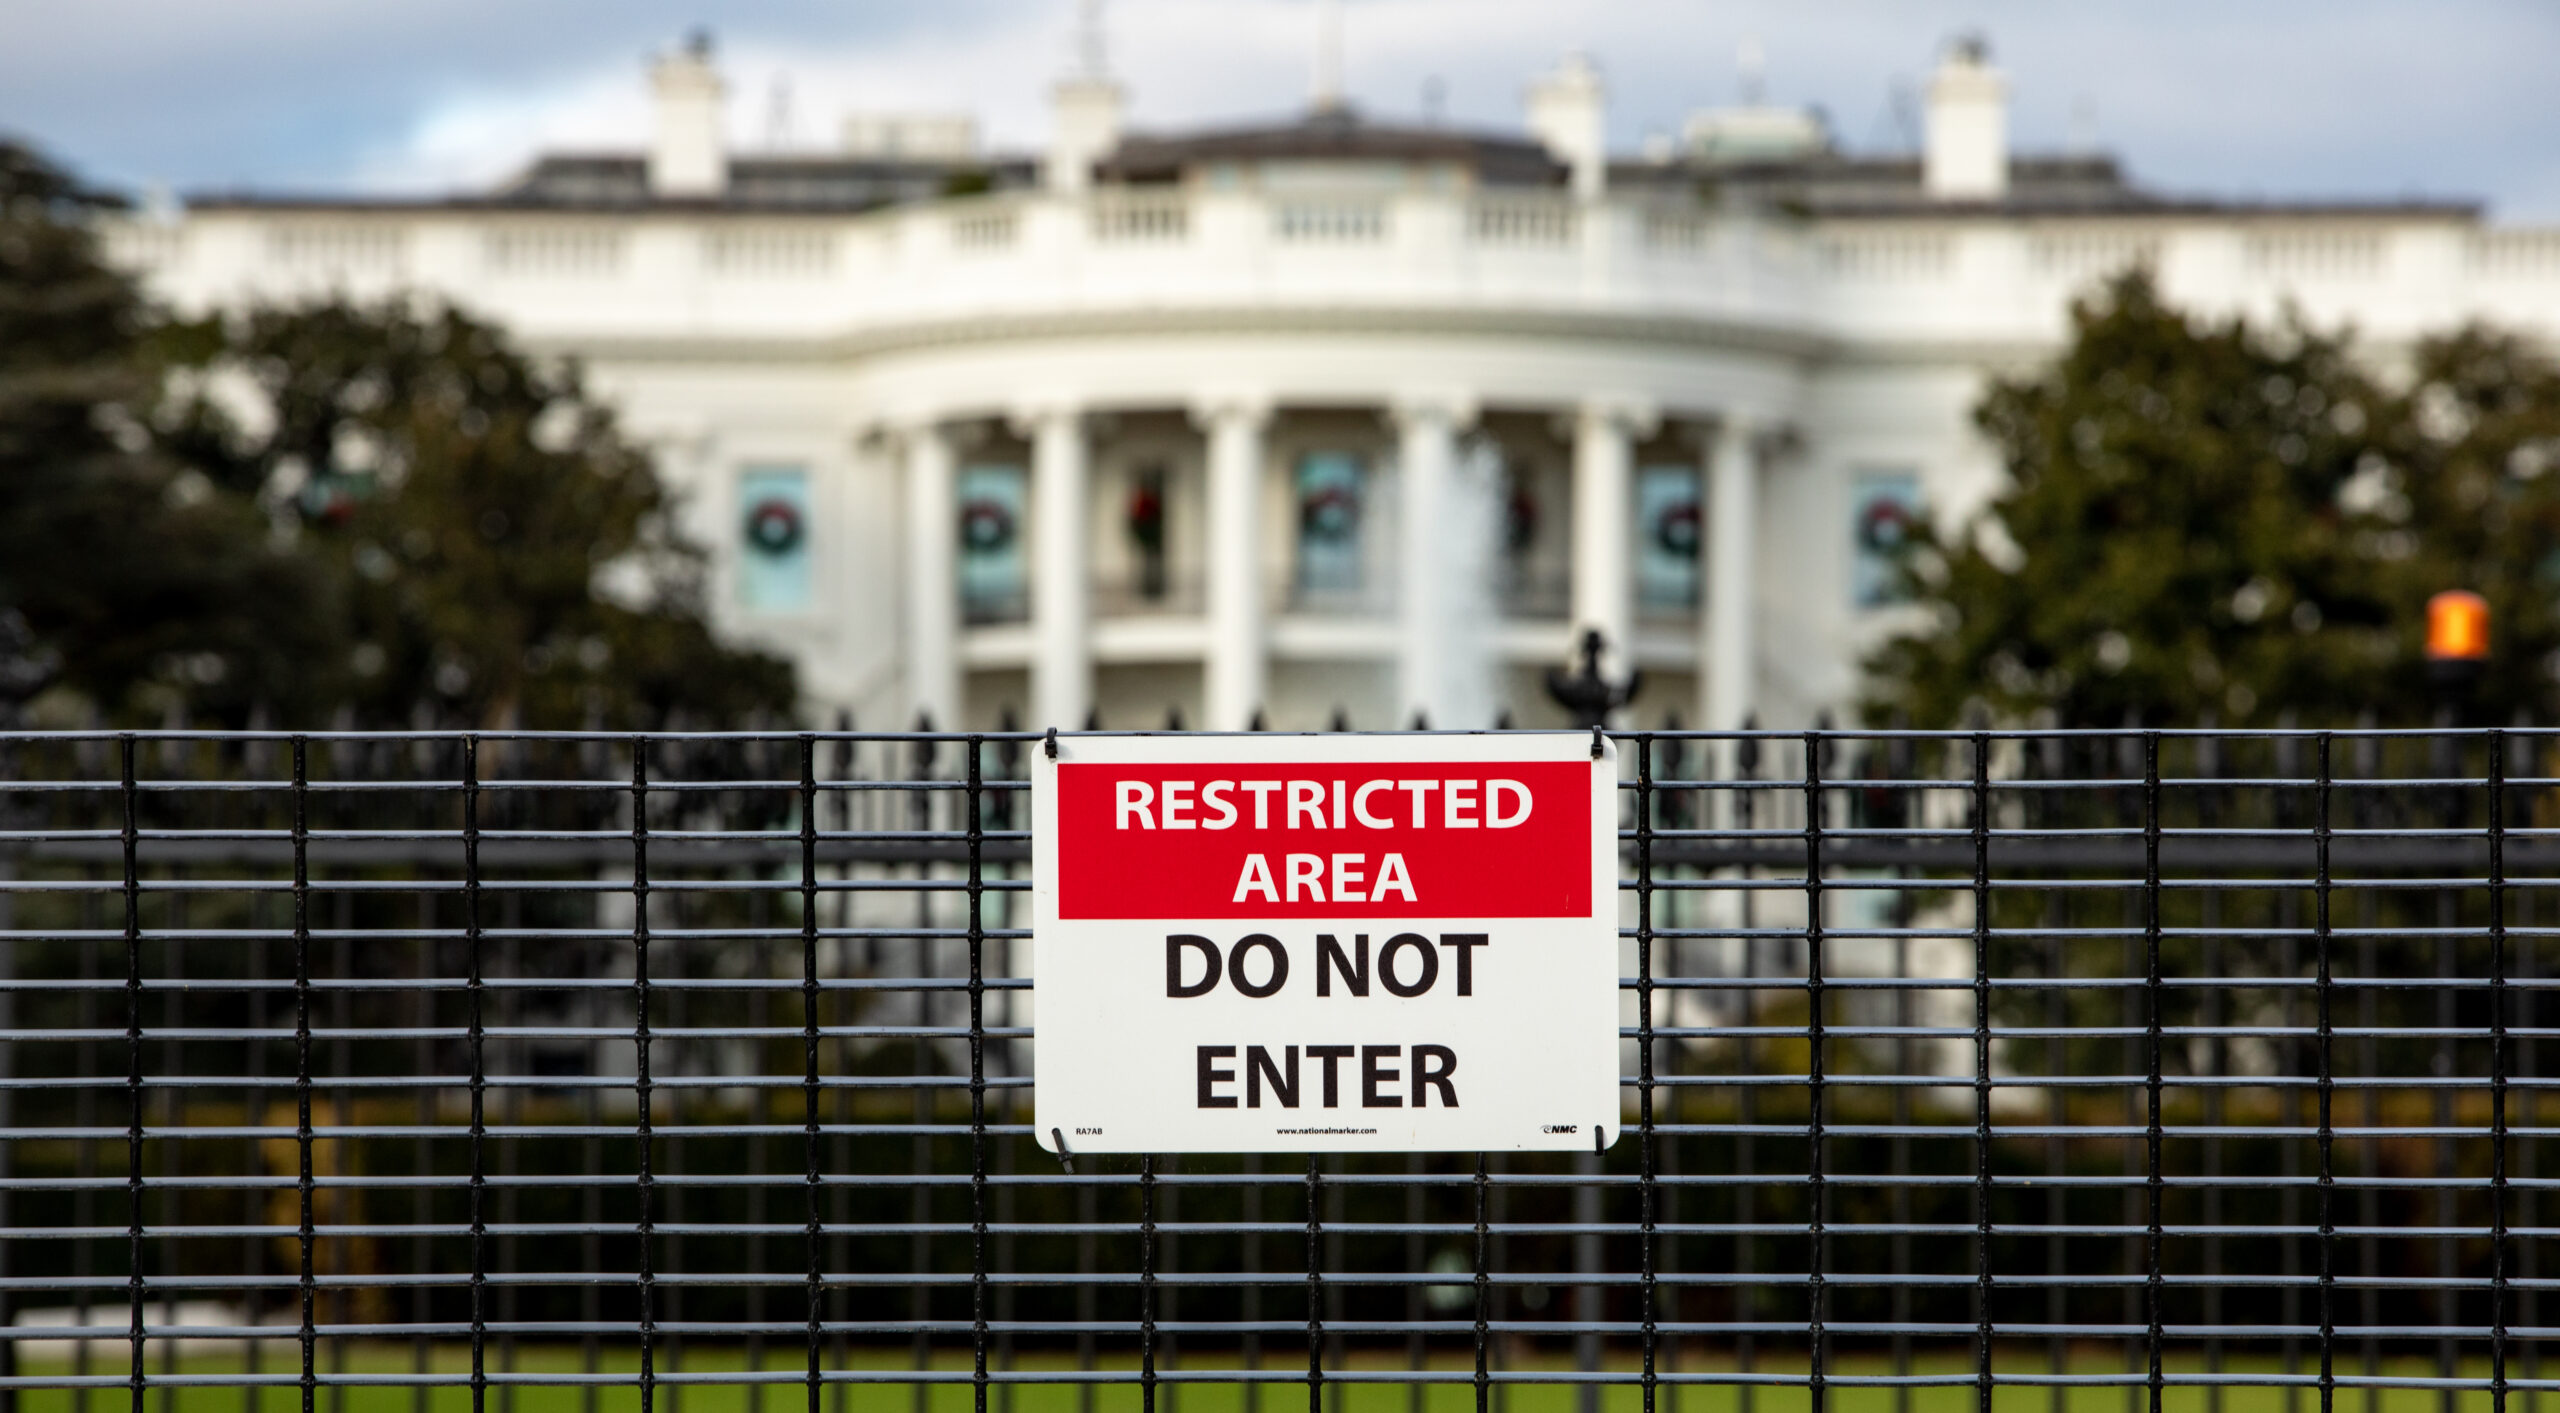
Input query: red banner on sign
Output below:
<box><xmin>1054</xmin><ymin>760</ymin><xmax>1592</xmax><ymax>919</ymax></box>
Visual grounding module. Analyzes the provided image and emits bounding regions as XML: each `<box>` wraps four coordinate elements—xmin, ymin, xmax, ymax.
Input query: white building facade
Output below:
<box><xmin>107</xmin><ymin>35</ymin><xmax>2560</xmax><ymax>731</ymax></box>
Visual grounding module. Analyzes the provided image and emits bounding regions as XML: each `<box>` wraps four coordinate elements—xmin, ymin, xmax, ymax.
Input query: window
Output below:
<box><xmin>1635</xmin><ymin>464</ymin><xmax>1702</xmax><ymax>611</ymax></box>
<box><xmin>736</xmin><ymin>466</ymin><xmax>812</xmax><ymax>614</ymax></box>
<box><xmin>958</xmin><ymin>463</ymin><xmax>1029</xmax><ymax>624</ymax></box>
<box><xmin>1123</xmin><ymin>464</ymin><xmax>1168</xmax><ymax>601</ymax></box>
<box><xmin>1291</xmin><ymin>451</ymin><xmax>1369</xmax><ymax>602</ymax></box>
<box><xmin>1851</xmin><ymin>470</ymin><xmax>1923</xmax><ymax>608</ymax></box>
<box><xmin>1491</xmin><ymin>444</ymin><xmax>1566</xmax><ymax>621</ymax></box>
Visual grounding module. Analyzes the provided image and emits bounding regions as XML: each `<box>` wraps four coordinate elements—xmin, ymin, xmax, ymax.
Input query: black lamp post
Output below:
<box><xmin>1544</xmin><ymin>627</ymin><xmax>1641</xmax><ymax>730</ymax></box>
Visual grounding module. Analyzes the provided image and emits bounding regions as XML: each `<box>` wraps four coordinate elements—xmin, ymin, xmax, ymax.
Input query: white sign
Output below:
<box><xmin>1031</xmin><ymin>732</ymin><xmax>1620</xmax><ymax>1154</ymax></box>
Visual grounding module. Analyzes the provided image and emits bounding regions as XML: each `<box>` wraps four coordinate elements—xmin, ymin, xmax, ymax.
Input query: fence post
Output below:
<box><xmin>2489</xmin><ymin>730</ymin><xmax>2509</xmax><ymax>1413</ymax></box>
<box><xmin>1803</xmin><ymin>728</ymin><xmax>1828</xmax><ymax>1413</ymax></box>
<box><xmin>2143</xmin><ymin>732</ymin><xmax>2163</xmax><ymax>1413</ymax></box>
<box><xmin>2315</xmin><ymin>732</ymin><xmax>2335</xmax><ymax>1413</ymax></box>
<box><xmin>1973</xmin><ymin>728</ymin><xmax>1994</xmax><ymax>1413</ymax></box>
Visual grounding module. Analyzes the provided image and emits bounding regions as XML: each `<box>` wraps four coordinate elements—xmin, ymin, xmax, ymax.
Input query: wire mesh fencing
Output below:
<box><xmin>0</xmin><ymin>727</ymin><xmax>2548</xmax><ymax>1413</ymax></box>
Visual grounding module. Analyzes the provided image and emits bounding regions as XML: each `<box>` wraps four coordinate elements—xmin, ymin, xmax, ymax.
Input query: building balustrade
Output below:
<box><xmin>484</xmin><ymin>225</ymin><xmax>626</xmax><ymax>277</ymax></box>
<box><xmin>1495</xmin><ymin>564</ymin><xmax>1572</xmax><ymax>620</ymax></box>
<box><xmin>1282</xmin><ymin>577</ymin><xmax>1397</xmax><ymax>618</ymax></box>
<box><xmin>1272</xmin><ymin>199</ymin><xmax>1389</xmax><ymax>243</ymax></box>
<box><xmin>1636</xmin><ymin>580</ymin><xmax>1704</xmax><ymax>622</ymax></box>
<box><xmin>1089</xmin><ymin>193</ymin><xmax>1191</xmax><ymax>243</ymax></box>
<box><xmin>122</xmin><ymin>188</ymin><xmax>2560</xmax><ymax>356</ymax></box>
<box><xmin>959</xmin><ymin>561</ymin><xmax>1708</xmax><ymax>632</ymax></box>
<box><xmin>1470</xmin><ymin>197</ymin><xmax>1578</xmax><ymax>247</ymax></box>
<box><xmin>702</xmin><ymin>224</ymin><xmax>839</xmax><ymax>276</ymax></box>
<box><xmin>961</xmin><ymin>572</ymin><xmax>1405</xmax><ymax>628</ymax></box>
<box><xmin>1090</xmin><ymin>569</ymin><xmax>1207</xmax><ymax>617</ymax></box>
<box><xmin>960</xmin><ymin>586</ymin><xmax>1029</xmax><ymax>627</ymax></box>
<box><xmin>126</xmin><ymin>188</ymin><xmax>1817</xmax><ymax>341</ymax></box>
<box><xmin>946</xmin><ymin>207</ymin><xmax>1019</xmax><ymax>250</ymax></box>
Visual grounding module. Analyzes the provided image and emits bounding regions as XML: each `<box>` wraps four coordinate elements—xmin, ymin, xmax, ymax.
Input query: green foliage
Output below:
<box><xmin>4</xmin><ymin>139</ymin><xmax>796</xmax><ymax>728</ymax></box>
<box><xmin>165</xmin><ymin>299</ymin><xmax>797</xmax><ymax>728</ymax></box>
<box><xmin>1865</xmin><ymin>271</ymin><xmax>2560</xmax><ymax>726</ymax></box>
<box><xmin>0</xmin><ymin>140</ymin><xmax>334</xmax><ymax>720</ymax></box>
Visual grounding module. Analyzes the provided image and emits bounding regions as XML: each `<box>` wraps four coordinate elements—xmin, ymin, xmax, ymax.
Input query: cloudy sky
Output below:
<box><xmin>3</xmin><ymin>0</ymin><xmax>2553</xmax><ymax>218</ymax></box>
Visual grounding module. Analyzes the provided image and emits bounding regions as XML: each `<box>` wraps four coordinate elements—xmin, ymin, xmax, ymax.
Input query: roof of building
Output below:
<box><xmin>180</xmin><ymin>115</ymin><xmax>2477</xmax><ymax>223</ymax></box>
<box><xmin>1097</xmin><ymin>106</ymin><xmax>1566</xmax><ymax>186</ymax></box>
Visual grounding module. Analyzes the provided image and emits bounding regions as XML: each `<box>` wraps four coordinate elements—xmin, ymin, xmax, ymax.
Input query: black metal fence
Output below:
<box><xmin>0</xmin><ymin>728</ymin><xmax>2550</xmax><ymax>1413</ymax></box>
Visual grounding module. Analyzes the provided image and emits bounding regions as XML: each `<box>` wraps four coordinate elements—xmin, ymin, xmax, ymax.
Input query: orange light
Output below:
<box><xmin>2426</xmin><ymin>590</ymin><xmax>2490</xmax><ymax>662</ymax></box>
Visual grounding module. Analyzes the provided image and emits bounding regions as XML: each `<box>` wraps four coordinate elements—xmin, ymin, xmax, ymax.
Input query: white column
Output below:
<box><xmin>1393</xmin><ymin>393</ymin><xmax>1472</xmax><ymax>726</ymax></box>
<box><xmin>1195</xmin><ymin>394</ymin><xmax>1271</xmax><ymax>731</ymax></box>
<box><xmin>902</xmin><ymin>421</ymin><xmax>960</xmax><ymax>729</ymax></box>
<box><xmin>1024</xmin><ymin>401</ymin><xmax>1092</xmax><ymax>729</ymax></box>
<box><xmin>1570</xmin><ymin>397</ymin><xmax>1655</xmax><ymax>681</ymax></box>
<box><xmin>1704</xmin><ymin>416</ymin><xmax>1760</xmax><ymax>733</ymax></box>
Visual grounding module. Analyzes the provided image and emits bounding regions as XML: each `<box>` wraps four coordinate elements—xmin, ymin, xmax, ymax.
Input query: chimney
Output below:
<box><xmin>1045</xmin><ymin>0</ymin><xmax>1123</xmax><ymax>194</ymax></box>
<box><xmin>649</xmin><ymin>30</ymin><xmax>727</xmax><ymax>199</ymax></box>
<box><xmin>1526</xmin><ymin>54</ymin><xmax>1607</xmax><ymax>201</ymax></box>
<box><xmin>1923</xmin><ymin>34</ymin><xmax>2007</xmax><ymax>201</ymax></box>
<box><xmin>1046</xmin><ymin>76</ymin><xmax>1124</xmax><ymax>194</ymax></box>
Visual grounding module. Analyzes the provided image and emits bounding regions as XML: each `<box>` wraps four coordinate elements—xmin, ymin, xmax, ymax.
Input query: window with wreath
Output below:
<box><xmin>1851</xmin><ymin>469</ymin><xmax>1922</xmax><ymax>608</ymax></box>
<box><xmin>1291</xmin><ymin>450</ymin><xmax>1368</xmax><ymax>601</ymax></box>
<box><xmin>736</xmin><ymin>465</ymin><xmax>812</xmax><ymax>613</ymax></box>
<box><xmin>957</xmin><ymin>462</ymin><xmax>1029</xmax><ymax>623</ymax></box>
<box><xmin>1635</xmin><ymin>463</ymin><xmax>1702</xmax><ymax>611</ymax></box>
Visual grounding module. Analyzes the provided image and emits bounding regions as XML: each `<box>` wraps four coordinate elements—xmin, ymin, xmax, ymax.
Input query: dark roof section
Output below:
<box><xmin>188</xmin><ymin>152</ymin><xmax>1039</xmax><ymax>214</ymax></box>
<box><xmin>1098</xmin><ymin>106</ymin><xmax>1566</xmax><ymax>187</ymax></box>
<box><xmin>1614</xmin><ymin>152</ymin><xmax>2132</xmax><ymax>214</ymax></box>
<box><xmin>1611</xmin><ymin>150</ymin><xmax>2479</xmax><ymax>221</ymax></box>
<box><xmin>492</xmin><ymin>153</ymin><xmax>1039</xmax><ymax>211</ymax></box>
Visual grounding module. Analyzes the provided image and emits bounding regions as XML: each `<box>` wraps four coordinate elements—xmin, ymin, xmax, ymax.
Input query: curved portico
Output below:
<box><xmin>867</xmin><ymin>315</ymin><xmax>1802</xmax><ymax>732</ymax></box>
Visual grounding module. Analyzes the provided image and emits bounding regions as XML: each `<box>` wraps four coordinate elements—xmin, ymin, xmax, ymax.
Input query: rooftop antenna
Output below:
<box><xmin>1075</xmin><ymin>0</ymin><xmax>1108</xmax><ymax>79</ymax></box>
<box><xmin>2068</xmin><ymin>95</ymin><xmax>2099</xmax><ymax>155</ymax></box>
<box><xmin>1877</xmin><ymin>77</ymin><xmax>1920</xmax><ymax>151</ymax></box>
<box><xmin>1737</xmin><ymin>36</ymin><xmax>1767</xmax><ymax>105</ymax></box>
<box><xmin>1313</xmin><ymin>0</ymin><xmax>1346</xmax><ymax>113</ymax></box>
<box><xmin>763</xmin><ymin>72</ymin><xmax>794</xmax><ymax>149</ymax></box>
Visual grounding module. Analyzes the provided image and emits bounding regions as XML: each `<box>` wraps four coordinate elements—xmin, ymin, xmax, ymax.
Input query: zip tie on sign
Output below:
<box><xmin>1051</xmin><ymin>1127</ymin><xmax>1075</xmax><ymax>1173</ymax></box>
<box><xmin>1591</xmin><ymin>726</ymin><xmax>1605</xmax><ymax>759</ymax></box>
<box><xmin>1044</xmin><ymin>727</ymin><xmax>1059</xmax><ymax>760</ymax></box>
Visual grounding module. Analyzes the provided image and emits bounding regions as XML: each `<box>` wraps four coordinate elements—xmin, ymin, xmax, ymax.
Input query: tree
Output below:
<box><xmin>164</xmin><ymin>298</ymin><xmax>796</xmax><ymax>729</ymax></box>
<box><xmin>1865</xmin><ymin>271</ymin><xmax>2560</xmax><ymax>726</ymax></box>
<box><xmin>0</xmin><ymin>140</ymin><xmax>333</xmax><ymax>722</ymax></box>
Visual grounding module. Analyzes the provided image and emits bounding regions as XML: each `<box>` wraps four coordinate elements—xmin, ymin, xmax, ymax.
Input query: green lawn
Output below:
<box><xmin>10</xmin><ymin>1348</ymin><xmax>2543</xmax><ymax>1413</ymax></box>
